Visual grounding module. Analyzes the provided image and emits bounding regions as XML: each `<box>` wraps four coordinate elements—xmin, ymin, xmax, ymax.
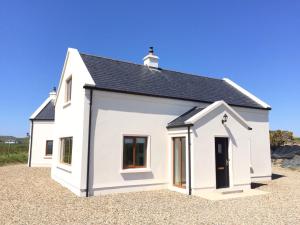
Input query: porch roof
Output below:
<box><xmin>167</xmin><ymin>100</ymin><xmax>252</xmax><ymax>130</ymax></box>
<box><xmin>167</xmin><ymin>106</ymin><xmax>204</xmax><ymax>128</ymax></box>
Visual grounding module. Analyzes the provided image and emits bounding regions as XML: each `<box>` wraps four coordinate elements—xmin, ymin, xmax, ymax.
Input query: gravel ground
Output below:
<box><xmin>0</xmin><ymin>165</ymin><xmax>299</xmax><ymax>225</ymax></box>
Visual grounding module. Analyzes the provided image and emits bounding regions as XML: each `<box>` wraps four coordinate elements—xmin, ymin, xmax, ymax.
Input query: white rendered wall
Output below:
<box><xmin>51</xmin><ymin>48</ymin><xmax>94</xmax><ymax>196</ymax></box>
<box><xmin>89</xmin><ymin>91</ymin><xmax>207</xmax><ymax>195</ymax></box>
<box><xmin>30</xmin><ymin>121</ymin><xmax>54</xmax><ymax>167</ymax></box>
<box><xmin>86</xmin><ymin>90</ymin><xmax>271</xmax><ymax>195</ymax></box>
<box><xmin>190</xmin><ymin>105</ymin><xmax>251</xmax><ymax>193</ymax></box>
<box><xmin>234</xmin><ymin>107</ymin><xmax>272</xmax><ymax>181</ymax></box>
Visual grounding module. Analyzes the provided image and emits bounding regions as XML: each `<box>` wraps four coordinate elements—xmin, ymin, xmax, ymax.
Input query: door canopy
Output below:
<box><xmin>167</xmin><ymin>100</ymin><xmax>252</xmax><ymax>130</ymax></box>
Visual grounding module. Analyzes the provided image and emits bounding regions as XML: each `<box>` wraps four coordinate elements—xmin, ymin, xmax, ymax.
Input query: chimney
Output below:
<box><xmin>143</xmin><ymin>47</ymin><xmax>159</xmax><ymax>68</ymax></box>
<box><xmin>49</xmin><ymin>87</ymin><xmax>57</xmax><ymax>100</ymax></box>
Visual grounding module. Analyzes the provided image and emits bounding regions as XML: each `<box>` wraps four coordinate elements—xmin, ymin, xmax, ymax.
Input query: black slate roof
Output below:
<box><xmin>80</xmin><ymin>53</ymin><xmax>266</xmax><ymax>110</ymax></box>
<box><xmin>167</xmin><ymin>107</ymin><xmax>204</xmax><ymax>128</ymax></box>
<box><xmin>33</xmin><ymin>100</ymin><xmax>55</xmax><ymax>121</ymax></box>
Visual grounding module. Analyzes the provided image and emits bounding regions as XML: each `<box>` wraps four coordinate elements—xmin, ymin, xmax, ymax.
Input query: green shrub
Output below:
<box><xmin>270</xmin><ymin>130</ymin><xmax>294</xmax><ymax>150</ymax></box>
<box><xmin>0</xmin><ymin>143</ymin><xmax>28</xmax><ymax>166</ymax></box>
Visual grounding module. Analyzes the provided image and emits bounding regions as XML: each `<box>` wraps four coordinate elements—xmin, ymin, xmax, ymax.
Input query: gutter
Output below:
<box><xmin>28</xmin><ymin>119</ymin><xmax>34</xmax><ymax>167</ymax></box>
<box><xmin>86</xmin><ymin>89</ymin><xmax>93</xmax><ymax>197</ymax></box>
<box><xmin>187</xmin><ymin>125</ymin><xmax>192</xmax><ymax>195</ymax></box>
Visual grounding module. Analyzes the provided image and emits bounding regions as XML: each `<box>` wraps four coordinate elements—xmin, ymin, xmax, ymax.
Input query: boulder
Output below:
<box><xmin>271</xmin><ymin>145</ymin><xmax>300</xmax><ymax>159</ymax></box>
<box><xmin>282</xmin><ymin>155</ymin><xmax>300</xmax><ymax>168</ymax></box>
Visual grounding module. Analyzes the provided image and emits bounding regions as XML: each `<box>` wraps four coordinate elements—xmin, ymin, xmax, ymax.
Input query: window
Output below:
<box><xmin>65</xmin><ymin>77</ymin><xmax>72</xmax><ymax>102</ymax></box>
<box><xmin>123</xmin><ymin>136</ymin><xmax>147</xmax><ymax>169</ymax></box>
<box><xmin>45</xmin><ymin>140</ymin><xmax>53</xmax><ymax>156</ymax></box>
<box><xmin>60</xmin><ymin>137</ymin><xmax>72</xmax><ymax>165</ymax></box>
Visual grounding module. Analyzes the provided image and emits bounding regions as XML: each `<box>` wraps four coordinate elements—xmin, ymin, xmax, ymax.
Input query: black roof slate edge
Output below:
<box><xmin>83</xmin><ymin>85</ymin><xmax>271</xmax><ymax>111</ymax></box>
<box><xmin>30</xmin><ymin>119</ymin><xmax>55</xmax><ymax>121</ymax></box>
<box><xmin>166</xmin><ymin>123</ymin><xmax>194</xmax><ymax>129</ymax></box>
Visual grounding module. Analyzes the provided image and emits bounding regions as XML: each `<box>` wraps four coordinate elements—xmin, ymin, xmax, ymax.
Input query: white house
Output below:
<box><xmin>28</xmin><ymin>90</ymin><xmax>56</xmax><ymax>167</ymax></box>
<box><xmin>28</xmin><ymin>47</ymin><xmax>272</xmax><ymax>197</ymax></box>
<box><xmin>5</xmin><ymin>140</ymin><xmax>17</xmax><ymax>144</ymax></box>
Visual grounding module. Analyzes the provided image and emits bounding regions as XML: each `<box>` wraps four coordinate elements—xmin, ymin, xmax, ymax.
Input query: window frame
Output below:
<box><xmin>122</xmin><ymin>136</ymin><xmax>148</xmax><ymax>169</ymax></box>
<box><xmin>59</xmin><ymin>137</ymin><xmax>73</xmax><ymax>165</ymax></box>
<box><xmin>45</xmin><ymin>140</ymin><xmax>53</xmax><ymax>157</ymax></box>
<box><xmin>65</xmin><ymin>76</ymin><xmax>72</xmax><ymax>103</ymax></box>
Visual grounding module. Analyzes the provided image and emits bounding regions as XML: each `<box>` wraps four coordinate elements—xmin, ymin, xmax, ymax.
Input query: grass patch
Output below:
<box><xmin>294</xmin><ymin>137</ymin><xmax>300</xmax><ymax>145</ymax></box>
<box><xmin>0</xmin><ymin>142</ymin><xmax>28</xmax><ymax>166</ymax></box>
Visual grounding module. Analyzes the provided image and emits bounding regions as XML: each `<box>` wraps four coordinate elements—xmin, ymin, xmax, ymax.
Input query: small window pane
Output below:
<box><xmin>135</xmin><ymin>138</ymin><xmax>146</xmax><ymax>166</ymax></box>
<box><xmin>45</xmin><ymin>140</ymin><xmax>53</xmax><ymax>156</ymax></box>
<box><xmin>125</xmin><ymin>138</ymin><xmax>133</xmax><ymax>144</ymax></box>
<box><xmin>136</xmin><ymin>138</ymin><xmax>146</xmax><ymax>144</ymax></box>
<box><xmin>218</xmin><ymin>144</ymin><xmax>222</xmax><ymax>154</ymax></box>
<box><xmin>123</xmin><ymin>138</ymin><xmax>134</xmax><ymax>168</ymax></box>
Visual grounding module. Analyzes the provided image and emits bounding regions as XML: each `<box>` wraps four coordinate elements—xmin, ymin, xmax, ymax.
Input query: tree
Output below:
<box><xmin>270</xmin><ymin>130</ymin><xmax>294</xmax><ymax>150</ymax></box>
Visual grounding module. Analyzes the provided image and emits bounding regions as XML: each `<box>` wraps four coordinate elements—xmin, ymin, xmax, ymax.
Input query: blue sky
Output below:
<box><xmin>0</xmin><ymin>0</ymin><xmax>299</xmax><ymax>137</ymax></box>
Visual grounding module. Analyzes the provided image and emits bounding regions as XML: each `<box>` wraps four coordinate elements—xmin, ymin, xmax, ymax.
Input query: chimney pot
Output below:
<box><xmin>149</xmin><ymin>47</ymin><xmax>154</xmax><ymax>54</ymax></box>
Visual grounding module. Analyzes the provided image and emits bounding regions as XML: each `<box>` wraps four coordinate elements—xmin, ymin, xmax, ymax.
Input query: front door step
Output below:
<box><xmin>222</xmin><ymin>190</ymin><xmax>243</xmax><ymax>195</ymax></box>
<box><xmin>195</xmin><ymin>189</ymin><xmax>268</xmax><ymax>201</ymax></box>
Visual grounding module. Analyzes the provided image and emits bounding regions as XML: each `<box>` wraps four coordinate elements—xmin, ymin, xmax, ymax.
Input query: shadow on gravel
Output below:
<box><xmin>251</xmin><ymin>183</ymin><xmax>267</xmax><ymax>189</ymax></box>
<box><xmin>251</xmin><ymin>173</ymin><xmax>285</xmax><ymax>189</ymax></box>
<box><xmin>272</xmin><ymin>173</ymin><xmax>285</xmax><ymax>180</ymax></box>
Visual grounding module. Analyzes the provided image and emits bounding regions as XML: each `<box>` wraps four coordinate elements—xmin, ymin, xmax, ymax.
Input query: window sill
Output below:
<box><xmin>57</xmin><ymin>163</ymin><xmax>72</xmax><ymax>173</ymax></box>
<box><xmin>63</xmin><ymin>101</ymin><xmax>71</xmax><ymax>108</ymax></box>
<box><xmin>44</xmin><ymin>156</ymin><xmax>52</xmax><ymax>159</ymax></box>
<box><xmin>120</xmin><ymin>168</ymin><xmax>152</xmax><ymax>174</ymax></box>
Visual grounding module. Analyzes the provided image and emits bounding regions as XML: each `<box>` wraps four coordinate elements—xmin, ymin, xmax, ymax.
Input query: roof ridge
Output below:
<box><xmin>161</xmin><ymin>67</ymin><xmax>223</xmax><ymax>81</ymax></box>
<box><xmin>79</xmin><ymin>52</ymin><xmax>223</xmax><ymax>81</ymax></box>
<box><xmin>80</xmin><ymin>52</ymin><xmax>147</xmax><ymax>68</ymax></box>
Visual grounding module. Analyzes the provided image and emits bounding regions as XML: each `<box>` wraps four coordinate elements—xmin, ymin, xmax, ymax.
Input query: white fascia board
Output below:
<box><xmin>185</xmin><ymin>100</ymin><xmax>252</xmax><ymax>130</ymax></box>
<box><xmin>223</xmin><ymin>78</ymin><xmax>271</xmax><ymax>109</ymax></box>
<box><xmin>55</xmin><ymin>48</ymin><xmax>96</xmax><ymax>104</ymax></box>
<box><xmin>30</xmin><ymin>96</ymin><xmax>53</xmax><ymax>119</ymax></box>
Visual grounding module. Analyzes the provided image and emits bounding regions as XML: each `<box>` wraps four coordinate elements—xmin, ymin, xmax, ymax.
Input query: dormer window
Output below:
<box><xmin>65</xmin><ymin>77</ymin><xmax>72</xmax><ymax>102</ymax></box>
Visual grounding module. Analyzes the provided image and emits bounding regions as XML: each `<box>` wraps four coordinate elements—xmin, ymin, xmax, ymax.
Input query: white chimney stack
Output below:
<box><xmin>143</xmin><ymin>47</ymin><xmax>159</xmax><ymax>68</ymax></box>
<box><xmin>49</xmin><ymin>87</ymin><xmax>57</xmax><ymax>100</ymax></box>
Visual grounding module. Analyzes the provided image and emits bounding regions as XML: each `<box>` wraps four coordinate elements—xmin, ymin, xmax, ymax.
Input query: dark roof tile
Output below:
<box><xmin>80</xmin><ymin>53</ymin><xmax>265</xmax><ymax>109</ymax></box>
<box><xmin>167</xmin><ymin>107</ymin><xmax>204</xmax><ymax>128</ymax></box>
<box><xmin>33</xmin><ymin>100</ymin><xmax>55</xmax><ymax>121</ymax></box>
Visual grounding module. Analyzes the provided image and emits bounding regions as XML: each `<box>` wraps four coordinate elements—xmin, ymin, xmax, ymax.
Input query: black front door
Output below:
<box><xmin>215</xmin><ymin>137</ymin><xmax>229</xmax><ymax>189</ymax></box>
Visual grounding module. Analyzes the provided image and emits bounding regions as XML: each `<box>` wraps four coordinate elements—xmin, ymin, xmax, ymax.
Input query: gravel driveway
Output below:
<box><xmin>0</xmin><ymin>165</ymin><xmax>299</xmax><ymax>225</ymax></box>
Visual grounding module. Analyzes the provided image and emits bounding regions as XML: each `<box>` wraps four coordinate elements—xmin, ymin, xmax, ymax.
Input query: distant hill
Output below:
<box><xmin>0</xmin><ymin>136</ymin><xmax>29</xmax><ymax>144</ymax></box>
